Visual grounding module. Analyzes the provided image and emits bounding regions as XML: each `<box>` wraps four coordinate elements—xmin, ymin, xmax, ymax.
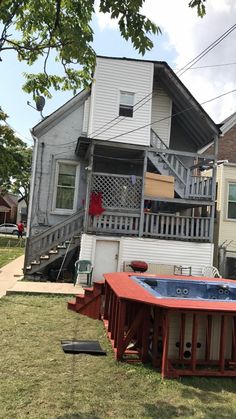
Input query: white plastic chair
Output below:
<box><xmin>202</xmin><ymin>265</ymin><xmax>222</xmax><ymax>278</ymax></box>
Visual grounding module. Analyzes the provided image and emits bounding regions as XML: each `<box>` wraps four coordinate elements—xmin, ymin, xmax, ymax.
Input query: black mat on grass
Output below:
<box><xmin>61</xmin><ymin>340</ymin><xmax>107</xmax><ymax>355</ymax></box>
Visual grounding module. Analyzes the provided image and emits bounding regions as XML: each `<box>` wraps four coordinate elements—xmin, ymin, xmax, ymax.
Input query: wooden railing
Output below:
<box><xmin>151</xmin><ymin>130</ymin><xmax>188</xmax><ymax>185</ymax></box>
<box><xmin>143</xmin><ymin>212</ymin><xmax>211</xmax><ymax>241</ymax></box>
<box><xmin>24</xmin><ymin>209</ymin><xmax>85</xmax><ymax>269</ymax></box>
<box><xmin>88</xmin><ymin>211</ymin><xmax>140</xmax><ymax>235</ymax></box>
<box><xmin>188</xmin><ymin>176</ymin><xmax>213</xmax><ymax>199</ymax></box>
<box><xmin>150</xmin><ymin>130</ymin><xmax>213</xmax><ymax>200</ymax></box>
<box><xmin>88</xmin><ymin>211</ymin><xmax>211</xmax><ymax>241</ymax></box>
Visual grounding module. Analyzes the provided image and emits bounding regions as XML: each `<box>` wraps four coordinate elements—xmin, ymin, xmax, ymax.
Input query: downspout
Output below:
<box><xmin>26</xmin><ymin>130</ymin><xmax>39</xmax><ymax>237</ymax></box>
<box><xmin>24</xmin><ymin>130</ymin><xmax>39</xmax><ymax>273</ymax></box>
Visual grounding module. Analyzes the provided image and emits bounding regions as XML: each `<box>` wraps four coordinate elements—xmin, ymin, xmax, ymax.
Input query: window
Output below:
<box><xmin>54</xmin><ymin>162</ymin><xmax>78</xmax><ymax>211</ymax></box>
<box><xmin>119</xmin><ymin>91</ymin><xmax>134</xmax><ymax>117</ymax></box>
<box><xmin>228</xmin><ymin>183</ymin><xmax>236</xmax><ymax>219</ymax></box>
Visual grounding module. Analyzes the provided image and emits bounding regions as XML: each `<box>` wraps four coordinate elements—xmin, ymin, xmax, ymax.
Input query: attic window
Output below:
<box><xmin>119</xmin><ymin>91</ymin><xmax>134</xmax><ymax>117</ymax></box>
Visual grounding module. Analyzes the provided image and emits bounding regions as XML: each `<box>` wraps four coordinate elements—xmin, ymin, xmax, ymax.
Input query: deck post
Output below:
<box><xmin>161</xmin><ymin>311</ymin><xmax>170</xmax><ymax>378</ymax></box>
<box><xmin>116</xmin><ymin>300</ymin><xmax>127</xmax><ymax>360</ymax></box>
<box><xmin>209</xmin><ymin>133</ymin><xmax>219</xmax><ymax>242</ymax></box>
<box><xmin>139</xmin><ymin>150</ymin><xmax>147</xmax><ymax>237</ymax></box>
<box><xmin>83</xmin><ymin>143</ymin><xmax>94</xmax><ymax>232</ymax></box>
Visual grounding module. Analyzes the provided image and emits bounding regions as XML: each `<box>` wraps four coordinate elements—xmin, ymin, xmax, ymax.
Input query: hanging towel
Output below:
<box><xmin>89</xmin><ymin>192</ymin><xmax>105</xmax><ymax>216</ymax></box>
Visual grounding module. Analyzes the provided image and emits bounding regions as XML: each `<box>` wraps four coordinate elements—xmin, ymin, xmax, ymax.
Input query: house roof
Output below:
<box><xmin>220</xmin><ymin>111</ymin><xmax>236</xmax><ymax>134</ymax></box>
<box><xmin>96</xmin><ymin>56</ymin><xmax>219</xmax><ymax>148</ymax></box>
<box><xmin>2</xmin><ymin>193</ymin><xmax>18</xmax><ymax>207</ymax></box>
<box><xmin>0</xmin><ymin>196</ymin><xmax>10</xmax><ymax>209</ymax></box>
<box><xmin>32</xmin><ymin>89</ymin><xmax>90</xmax><ymax>137</ymax></box>
<box><xmin>32</xmin><ymin>55</ymin><xmax>220</xmax><ymax>147</ymax></box>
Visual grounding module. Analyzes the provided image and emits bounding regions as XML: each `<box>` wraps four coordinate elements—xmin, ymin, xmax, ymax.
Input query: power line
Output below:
<box><xmin>90</xmin><ymin>90</ymin><xmax>154</xmax><ymax>139</ymax></box>
<box><xmin>90</xmin><ymin>24</ymin><xmax>236</xmax><ymax>142</ymax></box>
<box><xmin>177</xmin><ymin>23</ymin><xmax>236</xmax><ymax>76</ymax></box>
<box><xmin>189</xmin><ymin>62</ymin><xmax>236</xmax><ymax>70</ymax></box>
<box><xmin>43</xmin><ymin>25</ymin><xmax>236</xmax><ymax>149</ymax></box>
<box><xmin>91</xmin><ymin>92</ymin><xmax>156</xmax><ymax>140</ymax></box>
<box><xmin>104</xmin><ymin>88</ymin><xmax>236</xmax><ymax>142</ymax></box>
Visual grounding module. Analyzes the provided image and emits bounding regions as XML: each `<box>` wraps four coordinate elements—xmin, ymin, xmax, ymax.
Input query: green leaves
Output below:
<box><xmin>0</xmin><ymin>109</ymin><xmax>32</xmax><ymax>205</ymax></box>
<box><xmin>0</xmin><ymin>0</ymin><xmax>207</xmax><ymax>97</ymax></box>
<box><xmin>189</xmin><ymin>0</ymin><xmax>206</xmax><ymax>18</ymax></box>
<box><xmin>0</xmin><ymin>0</ymin><xmax>159</xmax><ymax>96</ymax></box>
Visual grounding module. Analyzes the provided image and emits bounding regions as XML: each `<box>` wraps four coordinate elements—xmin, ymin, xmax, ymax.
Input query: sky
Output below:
<box><xmin>0</xmin><ymin>0</ymin><xmax>236</xmax><ymax>146</ymax></box>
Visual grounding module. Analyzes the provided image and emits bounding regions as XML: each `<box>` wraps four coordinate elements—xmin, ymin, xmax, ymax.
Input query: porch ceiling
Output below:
<box><xmin>75</xmin><ymin>136</ymin><xmax>145</xmax><ymax>160</ymax></box>
<box><xmin>154</xmin><ymin>63</ymin><xmax>220</xmax><ymax>149</ymax></box>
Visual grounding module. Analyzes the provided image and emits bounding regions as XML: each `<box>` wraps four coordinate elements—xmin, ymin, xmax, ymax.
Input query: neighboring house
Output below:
<box><xmin>0</xmin><ymin>193</ymin><xmax>18</xmax><ymax>224</ymax></box>
<box><xmin>24</xmin><ymin>56</ymin><xmax>220</xmax><ymax>280</ymax></box>
<box><xmin>204</xmin><ymin>112</ymin><xmax>236</xmax><ymax>278</ymax></box>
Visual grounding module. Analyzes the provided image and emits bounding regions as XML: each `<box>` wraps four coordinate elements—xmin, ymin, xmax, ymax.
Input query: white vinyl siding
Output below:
<box><xmin>88</xmin><ymin>57</ymin><xmax>153</xmax><ymax>146</ymax></box>
<box><xmin>79</xmin><ymin>233</ymin><xmax>95</xmax><ymax>261</ymax></box>
<box><xmin>216</xmin><ymin>164</ymin><xmax>236</xmax><ymax>250</ymax></box>
<box><xmin>120</xmin><ymin>238</ymin><xmax>213</xmax><ymax>276</ymax></box>
<box><xmin>80</xmin><ymin>234</ymin><xmax>213</xmax><ymax>277</ymax></box>
<box><xmin>151</xmin><ymin>86</ymin><xmax>172</xmax><ymax>147</ymax></box>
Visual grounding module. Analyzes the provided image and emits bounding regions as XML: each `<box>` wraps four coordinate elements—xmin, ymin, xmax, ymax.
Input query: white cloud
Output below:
<box><xmin>143</xmin><ymin>0</ymin><xmax>236</xmax><ymax>123</ymax></box>
<box><xmin>95</xmin><ymin>0</ymin><xmax>236</xmax><ymax>123</ymax></box>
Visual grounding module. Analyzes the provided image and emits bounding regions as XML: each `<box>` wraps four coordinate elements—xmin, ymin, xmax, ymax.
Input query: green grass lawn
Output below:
<box><xmin>0</xmin><ymin>236</ymin><xmax>25</xmax><ymax>268</ymax></box>
<box><xmin>1</xmin><ymin>295</ymin><xmax>236</xmax><ymax>418</ymax></box>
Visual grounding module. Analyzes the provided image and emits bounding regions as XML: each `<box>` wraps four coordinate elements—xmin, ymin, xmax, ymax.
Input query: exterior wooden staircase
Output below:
<box><xmin>24</xmin><ymin>210</ymin><xmax>84</xmax><ymax>276</ymax></box>
<box><xmin>67</xmin><ymin>281</ymin><xmax>105</xmax><ymax>320</ymax></box>
<box><xmin>148</xmin><ymin>130</ymin><xmax>213</xmax><ymax>200</ymax></box>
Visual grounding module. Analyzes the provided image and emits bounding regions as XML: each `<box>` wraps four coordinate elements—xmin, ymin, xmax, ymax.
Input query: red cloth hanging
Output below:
<box><xmin>89</xmin><ymin>192</ymin><xmax>105</xmax><ymax>216</ymax></box>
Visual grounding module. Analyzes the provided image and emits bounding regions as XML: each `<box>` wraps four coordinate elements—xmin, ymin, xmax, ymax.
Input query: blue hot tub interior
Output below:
<box><xmin>132</xmin><ymin>276</ymin><xmax>236</xmax><ymax>301</ymax></box>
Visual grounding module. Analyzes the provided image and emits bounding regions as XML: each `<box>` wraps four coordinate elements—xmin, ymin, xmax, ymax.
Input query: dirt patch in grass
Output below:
<box><xmin>1</xmin><ymin>295</ymin><xmax>236</xmax><ymax>418</ymax></box>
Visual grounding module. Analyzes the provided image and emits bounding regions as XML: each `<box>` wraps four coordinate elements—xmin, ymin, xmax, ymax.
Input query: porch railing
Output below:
<box><xmin>188</xmin><ymin>176</ymin><xmax>213</xmax><ymax>199</ymax></box>
<box><xmin>88</xmin><ymin>211</ymin><xmax>140</xmax><ymax>235</ymax></box>
<box><xmin>143</xmin><ymin>213</ymin><xmax>211</xmax><ymax>241</ymax></box>
<box><xmin>150</xmin><ymin>130</ymin><xmax>213</xmax><ymax>200</ymax></box>
<box><xmin>24</xmin><ymin>209</ymin><xmax>85</xmax><ymax>269</ymax></box>
<box><xmin>88</xmin><ymin>211</ymin><xmax>211</xmax><ymax>241</ymax></box>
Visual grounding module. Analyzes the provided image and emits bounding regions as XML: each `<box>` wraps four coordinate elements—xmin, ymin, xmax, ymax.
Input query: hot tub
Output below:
<box><xmin>132</xmin><ymin>276</ymin><xmax>236</xmax><ymax>301</ymax></box>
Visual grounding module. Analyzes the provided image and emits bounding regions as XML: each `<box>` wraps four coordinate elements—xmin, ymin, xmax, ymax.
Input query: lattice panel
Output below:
<box><xmin>91</xmin><ymin>174</ymin><xmax>142</xmax><ymax>209</ymax></box>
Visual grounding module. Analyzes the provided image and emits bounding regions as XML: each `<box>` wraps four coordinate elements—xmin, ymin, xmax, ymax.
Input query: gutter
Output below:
<box><xmin>26</xmin><ymin>130</ymin><xmax>39</xmax><ymax>238</ymax></box>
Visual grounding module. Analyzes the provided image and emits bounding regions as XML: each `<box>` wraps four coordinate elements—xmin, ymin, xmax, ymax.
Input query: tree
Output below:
<box><xmin>0</xmin><ymin>0</ymin><xmax>206</xmax><ymax>99</ymax></box>
<box><xmin>0</xmin><ymin>109</ymin><xmax>32</xmax><ymax>208</ymax></box>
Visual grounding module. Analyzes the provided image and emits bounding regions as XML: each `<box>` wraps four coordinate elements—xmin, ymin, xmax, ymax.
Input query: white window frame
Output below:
<box><xmin>227</xmin><ymin>182</ymin><xmax>236</xmax><ymax>220</ymax></box>
<box><xmin>119</xmin><ymin>91</ymin><xmax>135</xmax><ymax>118</ymax></box>
<box><xmin>52</xmin><ymin>160</ymin><xmax>80</xmax><ymax>215</ymax></box>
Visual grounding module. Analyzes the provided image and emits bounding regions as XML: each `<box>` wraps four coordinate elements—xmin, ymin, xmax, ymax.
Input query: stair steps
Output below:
<box><xmin>67</xmin><ymin>282</ymin><xmax>104</xmax><ymax>320</ymax></box>
<box><xmin>24</xmin><ymin>209</ymin><xmax>85</xmax><ymax>276</ymax></box>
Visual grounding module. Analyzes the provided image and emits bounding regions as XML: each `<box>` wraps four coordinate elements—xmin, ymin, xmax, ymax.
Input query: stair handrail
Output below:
<box><xmin>24</xmin><ymin>209</ymin><xmax>85</xmax><ymax>271</ymax></box>
<box><xmin>150</xmin><ymin>129</ymin><xmax>189</xmax><ymax>185</ymax></box>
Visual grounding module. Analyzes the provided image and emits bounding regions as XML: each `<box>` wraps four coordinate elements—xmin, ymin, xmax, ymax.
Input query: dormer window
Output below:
<box><xmin>119</xmin><ymin>91</ymin><xmax>134</xmax><ymax>117</ymax></box>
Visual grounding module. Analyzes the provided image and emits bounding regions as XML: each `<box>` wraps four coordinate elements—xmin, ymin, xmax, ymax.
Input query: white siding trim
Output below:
<box><xmin>80</xmin><ymin>234</ymin><xmax>213</xmax><ymax>277</ymax></box>
<box><xmin>82</xmin><ymin>96</ymin><xmax>91</xmax><ymax>134</ymax></box>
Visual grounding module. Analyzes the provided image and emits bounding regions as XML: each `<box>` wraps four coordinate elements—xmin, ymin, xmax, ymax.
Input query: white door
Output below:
<box><xmin>93</xmin><ymin>240</ymin><xmax>119</xmax><ymax>281</ymax></box>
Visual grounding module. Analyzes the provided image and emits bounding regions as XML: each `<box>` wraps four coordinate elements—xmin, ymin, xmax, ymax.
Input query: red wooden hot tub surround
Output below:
<box><xmin>68</xmin><ymin>273</ymin><xmax>236</xmax><ymax>378</ymax></box>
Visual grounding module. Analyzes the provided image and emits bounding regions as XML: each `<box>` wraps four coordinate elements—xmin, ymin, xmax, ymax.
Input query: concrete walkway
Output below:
<box><xmin>0</xmin><ymin>255</ymin><xmax>83</xmax><ymax>297</ymax></box>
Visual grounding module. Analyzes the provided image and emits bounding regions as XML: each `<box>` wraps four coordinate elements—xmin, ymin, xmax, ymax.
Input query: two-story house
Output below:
<box><xmin>24</xmin><ymin>56</ymin><xmax>220</xmax><ymax>280</ymax></box>
<box><xmin>204</xmin><ymin>112</ymin><xmax>236</xmax><ymax>278</ymax></box>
